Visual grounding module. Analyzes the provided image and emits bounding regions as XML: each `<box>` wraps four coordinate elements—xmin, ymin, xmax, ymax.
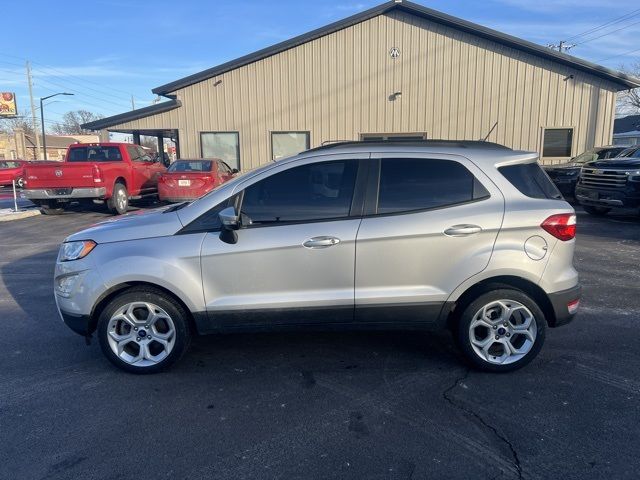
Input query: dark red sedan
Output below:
<box><xmin>158</xmin><ymin>159</ymin><xmax>237</xmax><ymax>203</ymax></box>
<box><xmin>0</xmin><ymin>160</ymin><xmax>27</xmax><ymax>188</ymax></box>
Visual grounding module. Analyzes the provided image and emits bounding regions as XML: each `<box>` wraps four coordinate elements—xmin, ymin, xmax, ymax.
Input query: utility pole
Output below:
<box><xmin>547</xmin><ymin>41</ymin><xmax>576</xmax><ymax>53</ymax></box>
<box><xmin>131</xmin><ymin>95</ymin><xmax>135</xmax><ymax>110</ymax></box>
<box><xmin>25</xmin><ymin>61</ymin><xmax>41</xmax><ymax>159</ymax></box>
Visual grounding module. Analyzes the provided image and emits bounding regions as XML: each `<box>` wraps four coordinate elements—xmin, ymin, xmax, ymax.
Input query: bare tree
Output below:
<box><xmin>0</xmin><ymin>111</ymin><xmax>36</xmax><ymax>135</ymax></box>
<box><xmin>617</xmin><ymin>62</ymin><xmax>640</xmax><ymax>115</ymax></box>
<box><xmin>50</xmin><ymin>110</ymin><xmax>104</xmax><ymax>135</ymax></box>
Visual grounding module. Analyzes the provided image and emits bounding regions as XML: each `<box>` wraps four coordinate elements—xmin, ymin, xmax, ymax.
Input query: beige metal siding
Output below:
<box><xmin>107</xmin><ymin>10</ymin><xmax>618</xmax><ymax>168</ymax></box>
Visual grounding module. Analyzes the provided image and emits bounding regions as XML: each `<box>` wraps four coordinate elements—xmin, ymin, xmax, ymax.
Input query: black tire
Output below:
<box><xmin>37</xmin><ymin>200</ymin><xmax>65</xmax><ymax>215</ymax></box>
<box><xmin>107</xmin><ymin>182</ymin><xmax>128</xmax><ymax>215</ymax></box>
<box><xmin>16</xmin><ymin>177</ymin><xmax>24</xmax><ymax>188</ymax></box>
<box><xmin>97</xmin><ymin>287</ymin><xmax>191</xmax><ymax>374</ymax></box>
<box><xmin>454</xmin><ymin>289</ymin><xmax>546</xmax><ymax>373</ymax></box>
<box><xmin>583</xmin><ymin>205</ymin><xmax>611</xmax><ymax>216</ymax></box>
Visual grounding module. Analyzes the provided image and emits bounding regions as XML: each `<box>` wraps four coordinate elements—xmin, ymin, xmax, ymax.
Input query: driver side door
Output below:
<box><xmin>199</xmin><ymin>155</ymin><xmax>367</xmax><ymax>331</ymax></box>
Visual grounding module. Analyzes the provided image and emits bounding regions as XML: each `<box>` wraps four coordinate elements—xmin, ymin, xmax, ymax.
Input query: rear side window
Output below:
<box><xmin>499</xmin><ymin>163</ymin><xmax>562</xmax><ymax>199</ymax></box>
<box><xmin>68</xmin><ymin>146</ymin><xmax>122</xmax><ymax>162</ymax></box>
<box><xmin>377</xmin><ymin>158</ymin><xmax>489</xmax><ymax>214</ymax></box>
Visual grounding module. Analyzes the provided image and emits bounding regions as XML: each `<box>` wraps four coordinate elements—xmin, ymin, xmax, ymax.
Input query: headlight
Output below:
<box><xmin>59</xmin><ymin>240</ymin><xmax>96</xmax><ymax>262</ymax></box>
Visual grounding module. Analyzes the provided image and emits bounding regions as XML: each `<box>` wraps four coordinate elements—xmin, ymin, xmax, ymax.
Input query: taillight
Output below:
<box><xmin>92</xmin><ymin>165</ymin><xmax>103</xmax><ymax>183</ymax></box>
<box><xmin>541</xmin><ymin>213</ymin><xmax>576</xmax><ymax>241</ymax></box>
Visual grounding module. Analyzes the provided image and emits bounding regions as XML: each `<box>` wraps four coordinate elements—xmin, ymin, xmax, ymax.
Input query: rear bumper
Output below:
<box><xmin>23</xmin><ymin>187</ymin><xmax>107</xmax><ymax>200</ymax></box>
<box><xmin>575</xmin><ymin>186</ymin><xmax>640</xmax><ymax>209</ymax></box>
<box><xmin>547</xmin><ymin>284</ymin><xmax>581</xmax><ymax>327</ymax></box>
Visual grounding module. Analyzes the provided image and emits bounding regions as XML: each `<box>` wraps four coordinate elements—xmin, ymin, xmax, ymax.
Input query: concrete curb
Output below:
<box><xmin>0</xmin><ymin>209</ymin><xmax>41</xmax><ymax>222</ymax></box>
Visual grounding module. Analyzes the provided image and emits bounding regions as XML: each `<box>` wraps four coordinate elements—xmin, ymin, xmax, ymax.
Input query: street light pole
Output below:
<box><xmin>39</xmin><ymin>92</ymin><xmax>73</xmax><ymax>160</ymax></box>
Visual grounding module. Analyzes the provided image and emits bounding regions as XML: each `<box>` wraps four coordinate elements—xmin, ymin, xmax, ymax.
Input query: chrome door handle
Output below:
<box><xmin>444</xmin><ymin>224</ymin><xmax>482</xmax><ymax>237</ymax></box>
<box><xmin>303</xmin><ymin>236</ymin><xmax>340</xmax><ymax>249</ymax></box>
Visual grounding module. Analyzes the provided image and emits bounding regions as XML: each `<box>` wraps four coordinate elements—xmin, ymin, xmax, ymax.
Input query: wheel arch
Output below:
<box><xmin>88</xmin><ymin>281</ymin><xmax>197</xmax><ymax>336</ymax></box>
<box><xmin>445</xmin><ymin>275</ymin><xmax>556</xmax><ymax>329</ymax></box>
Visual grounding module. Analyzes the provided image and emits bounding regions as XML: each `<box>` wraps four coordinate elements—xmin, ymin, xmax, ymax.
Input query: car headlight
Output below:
<box><xmin>59</xmin><ymin>240</ymin><xmax>96</xmax><ymax>262</ymax></box>
<box><xmin>627</xmin><ymin>170</ymin><xmax>640</xmax><ymax>181</ymax></box>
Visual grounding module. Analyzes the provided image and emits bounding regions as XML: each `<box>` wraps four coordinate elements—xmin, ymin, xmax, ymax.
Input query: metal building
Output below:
<box><xmin>82</xmin><ymin>0</ymin><xmax>640</xmax><ymax>168</ymax></box>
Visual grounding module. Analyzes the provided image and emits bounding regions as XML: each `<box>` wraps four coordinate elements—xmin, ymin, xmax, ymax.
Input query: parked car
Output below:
<box><xmin>23</xmin><ymin>143</ymin><xmax>166</xmax><ymax>215</ymax></box>
<box><xmin>0</xmin><ymin>159</ymin><xmax>27</xmax><ymax>188</ymax></box>
<box><xmin>575</xmin><ymin>155</ymin><xmax>640</xmax><ymax>215</ymax></box>
<box><xmin>54</xmin><ymin>140</ymin><xmax>580</xmax><ymax>374</ymax></box>
<box><xmin>158</xmin><ymin>159</ymin><xmax>237</xmax><ymax>203</ymax></box>
<box><xmin>616</xmin><ymin>145</ymin><xmax>640</xmax><ymax>158</ymax></box>
<box><xmin>544</xmin><ymin>146</ymin><xmax>626</xmax><ymax>198</ymax></box>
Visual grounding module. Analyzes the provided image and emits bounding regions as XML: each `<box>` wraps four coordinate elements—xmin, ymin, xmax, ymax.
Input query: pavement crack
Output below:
<box><xmin>442</xmin><ymin>369</ymin><xmax>523</xmax><ymax>480</ymax></box>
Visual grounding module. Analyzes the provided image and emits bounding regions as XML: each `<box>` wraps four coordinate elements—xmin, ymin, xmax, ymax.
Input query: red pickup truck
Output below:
<box><xmin>23</xmin><ymin>143</ymin><xmax>166</xmax><ymax>214</ymax></box>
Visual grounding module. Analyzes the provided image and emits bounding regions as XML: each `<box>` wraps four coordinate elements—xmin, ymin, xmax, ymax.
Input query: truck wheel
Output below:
<box><xmin>38</xmin><ymin>200</ymin><xmax>64</xmax><ymax>215</ymax></box>
<box><xmin>583</xmin><ymin>205</ymin><xmax>610</xmax><ymax>216</ymax></box>
<box><xmin>16</xmin><ymin>177</ymin><xmax>24</xmax><ymax>188</ymax></box>
<box><xmin>97</xmin><ymin>287</ymin><xmax>191</xmax><ymax>374</ymax></box>
<box><xmin>107</xmin><ymin>183</ymin><xmax>128</xmax><ymax>215</ymax></box>
<box><xmin>454</xmin><ymin>289</ymin><xmax>546</xmax><ymax>372</ymax></box>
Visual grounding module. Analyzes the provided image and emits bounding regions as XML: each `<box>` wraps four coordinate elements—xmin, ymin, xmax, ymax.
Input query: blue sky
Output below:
<box><xmin>2</xmin><ymin>0</ymin><xmax>639</xmax><ymax>131</ymax></box>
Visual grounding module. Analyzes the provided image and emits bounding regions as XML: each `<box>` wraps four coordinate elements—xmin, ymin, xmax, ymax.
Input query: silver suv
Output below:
<box><xmin>55</xmin><ymin>141</ymin><xmax>580</xmax><ymax>373</ymax></box>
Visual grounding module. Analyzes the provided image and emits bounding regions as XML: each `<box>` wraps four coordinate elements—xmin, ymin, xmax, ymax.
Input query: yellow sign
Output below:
<box><xmin>0</xmin><ymin>92</ymin><xmax>17</xmax><ymax>117</ymax></box>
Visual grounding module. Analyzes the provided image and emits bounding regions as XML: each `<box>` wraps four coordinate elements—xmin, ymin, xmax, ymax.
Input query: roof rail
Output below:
<box><xmin>306</xmin><ymin>139</ymin><xmax>512</xmax><ymax>153</ymax></box>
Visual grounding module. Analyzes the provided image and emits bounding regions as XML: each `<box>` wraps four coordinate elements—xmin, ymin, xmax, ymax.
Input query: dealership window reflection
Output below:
<box><xmin>201</xmin><ymin>132</ymin><xmax>240</xmax><ymax>170</ymax></box>
<box><xmin>271</xmin><ymin>132</ymin><xmax>310</xmax><ymax>160</ymax></box>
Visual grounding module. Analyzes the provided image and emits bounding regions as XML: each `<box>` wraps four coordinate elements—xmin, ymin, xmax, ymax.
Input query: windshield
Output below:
<box><xmin>0</xmin><ymin>161</ymin><xmax>22</xmax><ymax>169</ymax></box>
<box><xmin>68</xmin><ymin>146</ymin><xmax>122</xmax><ymax>162</ymax></box>
<box><xmin>571</xmin><ymin>150</ymin><xmax>599</xmax><ymax>164</ymax></box>
<box><xmin>168</xmin><ymin>160</ymin><xmax>213</xmax><ymax>172</ymax></box>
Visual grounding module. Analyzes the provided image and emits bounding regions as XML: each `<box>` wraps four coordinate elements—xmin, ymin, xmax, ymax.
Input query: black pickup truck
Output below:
<box><xmin>575</xmin><ymin>157</ymin><xmax>640</xmax><ymax>215</ymax></box>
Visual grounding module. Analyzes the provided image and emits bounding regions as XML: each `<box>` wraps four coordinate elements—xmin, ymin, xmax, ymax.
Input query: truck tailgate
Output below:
<box><xmin>24</xmin><ymin>163</ymin><xmax>96</xmax><ymax>189</ymax></box>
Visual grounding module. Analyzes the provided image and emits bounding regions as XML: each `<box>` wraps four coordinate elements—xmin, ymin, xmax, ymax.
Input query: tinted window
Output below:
<box><xmin>183</xmin><ymin>195</ymin><xmax>237</xmax><ymax>232</ymax></box>
<box><xmin>499</xmin><ymin>163</ymin><xmax>562</xmax><ymax>200</ymax></box>
<box><xmin>68</xmin><ymin>147</ymin><xmax>122</xmax><ymax>162</ymax></box>
<box><xmin>377</xmin><ymin>159</ymin><xmax>487</xmax><ymax>214</ymax></box>
<box><xmin>617</xmin><ymin>147</ymin><xmax>640</xmax><ymax>158</ymax></box>
<box><xmin>241</xmin><ymin>160</ymin><xmax>358</xmax><ymax>224</ymax></box>
<box><xmin>168</xmin><ymin>160</ymin><xmax>213</xmax><ymax>172</ymax></box>
<box><xmin>0</xmin><ymin>161</ymin><xmax>21</xmax><ymax>168</ymax></box>
<box><xmin>543</xmin><ymin>128</ymin><xmax>573</xmax><ymax>157</ymax></box>
<box><xmin>599</xmin><ymin>147</ymin><xmax>625</xmax><ymax>159</ymax></box>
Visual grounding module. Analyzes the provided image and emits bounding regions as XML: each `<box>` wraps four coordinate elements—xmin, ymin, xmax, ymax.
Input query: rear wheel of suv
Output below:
<box><xmin>97</xmin><ymin>287</ymin><xmax>191</xmax><ymax>374</ymax></box>
<box><xmin>107</xmin><ymin>182</ymin><xmax>128</xmax><ymax>215</ymax></box>
<box><xmin>455</xmin><ymin>289</ymin><xmax>546</xmax><ymax>372</ymax></box>
<box><xmin>583</xmin><ymin>205</ymin><xmax>610</xmax><ymax>216</ymax></box>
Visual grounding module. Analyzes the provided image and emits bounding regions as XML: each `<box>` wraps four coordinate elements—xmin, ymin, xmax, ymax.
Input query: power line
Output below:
<box><xmin>564</xmin><ymin>8</ymin><xmax>640</xmax><ymax>42</ymax></box>
<box><xmin>597</xmin><ymin>46</ymin><xmax>640</xmax><ymax>62</ymax></box>
<box><xmin>574</xmin><ymin>18</ymin><xmax>640</xmax><ymax>46</ymax></box>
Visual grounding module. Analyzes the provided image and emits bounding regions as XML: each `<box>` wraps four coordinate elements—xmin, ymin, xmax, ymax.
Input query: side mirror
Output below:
<box><xmin>231</xmin><ymin>168</ymin><xmax>239</xmax><ymax>174</ymax></box>
<box><xmin>219</xmin><ymin>206</ymin><xmax>240</xmax><ymax>244</ymax></box>
<box><xmin>219</xmin><ymin>206</ymin><xmax>240</xmax><ymax>230</ymax></box>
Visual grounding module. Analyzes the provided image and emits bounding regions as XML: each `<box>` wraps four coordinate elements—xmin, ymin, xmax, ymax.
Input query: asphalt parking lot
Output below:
<box><xmin>1</xmin><ymin>204</ymin><xmax>639</xmax><ymax>480</ymax></box>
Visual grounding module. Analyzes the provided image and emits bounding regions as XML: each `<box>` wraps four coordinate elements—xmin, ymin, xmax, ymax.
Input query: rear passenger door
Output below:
<box><xmin>354</xmin><ymin>154</ymin><xmax>504</xmax><ymax>325</ymax></box>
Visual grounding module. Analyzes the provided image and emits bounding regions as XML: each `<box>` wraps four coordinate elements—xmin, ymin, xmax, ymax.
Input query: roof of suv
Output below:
<box><xmin>301</xmin><ymin>139</ymin><xmax>537</xmax><ymax>167</ymax></box>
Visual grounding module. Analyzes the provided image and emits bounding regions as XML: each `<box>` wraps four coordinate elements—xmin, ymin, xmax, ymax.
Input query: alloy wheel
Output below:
<box><xmin>468</xmin><ymin>299</ymin><xmax>537</xmax><ymax>365</ymax></box>
<box><xmin>106</xmin><ymin>302</ymin><xmax>176</xmax><ymax>367</ymax></box>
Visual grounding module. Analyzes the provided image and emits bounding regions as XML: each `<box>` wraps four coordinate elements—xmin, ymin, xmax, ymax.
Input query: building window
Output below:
<box><xmin>271</xmin><ymin>131</ymin><xmax>310</xmax><ymax>160</ymax></box>
<box><xmin>542</xmin><ymin>128</ymin><xmax>573</xmax><ymax>157</ymax></box>
<box><xmin>201</xmin><ymin>132</ymin><xmax>240</xmax><ymax>170</ymax></box>
<box><xmin>361</xmin><ymin>132</ymin><xmax>427</xmax><ymax>142</ymax></box>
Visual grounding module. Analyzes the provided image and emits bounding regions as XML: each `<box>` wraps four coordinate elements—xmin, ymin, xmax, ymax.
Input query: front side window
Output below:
<box><xmin>201</xmin><ymin>132</ymin><xmax>240</xmax><ymax>171</ymax></box>
<box><xmin>543</xmin><ymin>128</ymin><xmax>573</xmax><ymax>157</ymax></box>
<box><xmin>271</xmin><ymin>132</ymin><xmax>310</xmax><ymax>160</ymax></box>
<box><xmin>241</xmin><ymin>160</ymin><xmax>358</xmax><ymax>225</ymax></box>
<box><xmin>377</xmin><ymin>158</ymin><xmax>488</xmax><ymax>214</ymax></box>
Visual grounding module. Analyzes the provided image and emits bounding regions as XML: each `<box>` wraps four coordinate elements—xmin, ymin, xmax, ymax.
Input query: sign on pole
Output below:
<box><xmin>0</xmin><ymin>92</ymin><xmax>18</xmax><ymax>117</ymax></box>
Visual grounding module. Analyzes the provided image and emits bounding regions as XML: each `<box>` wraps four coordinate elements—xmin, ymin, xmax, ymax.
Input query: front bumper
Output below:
<box><xmin>24</xmin><ymin>187</ymin><xmax>106</xmax><ymax>200</ymax></box>
<box><xmin>59</xmin><ymin>309</ymin><xmax>92</xmax><ymax>336</ymax></box>
<box><xmin>547</xmin><ymin>284</ymin><xmax>581</xmax><ymax>327</ymax></box>
<box><xmin>575</xmin><ymin>186</ymin><xmax>640</xmax><ymax>209</ymax></box>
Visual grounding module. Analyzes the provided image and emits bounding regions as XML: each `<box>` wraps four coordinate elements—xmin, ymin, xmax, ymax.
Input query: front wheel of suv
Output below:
<box><xmin>583</xmin><ymin>205</ymin><xmax>611</xmax><ymax>216</ymax></box>
<box><xmin>455</xmin><ymin>289</ymin><xmax>546</xmax><ymax>372</ymax></box>
<box><xmin>97</xmin><ymin>287</ymin><xmax>191</xmax><ymax>374</ymax></box>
